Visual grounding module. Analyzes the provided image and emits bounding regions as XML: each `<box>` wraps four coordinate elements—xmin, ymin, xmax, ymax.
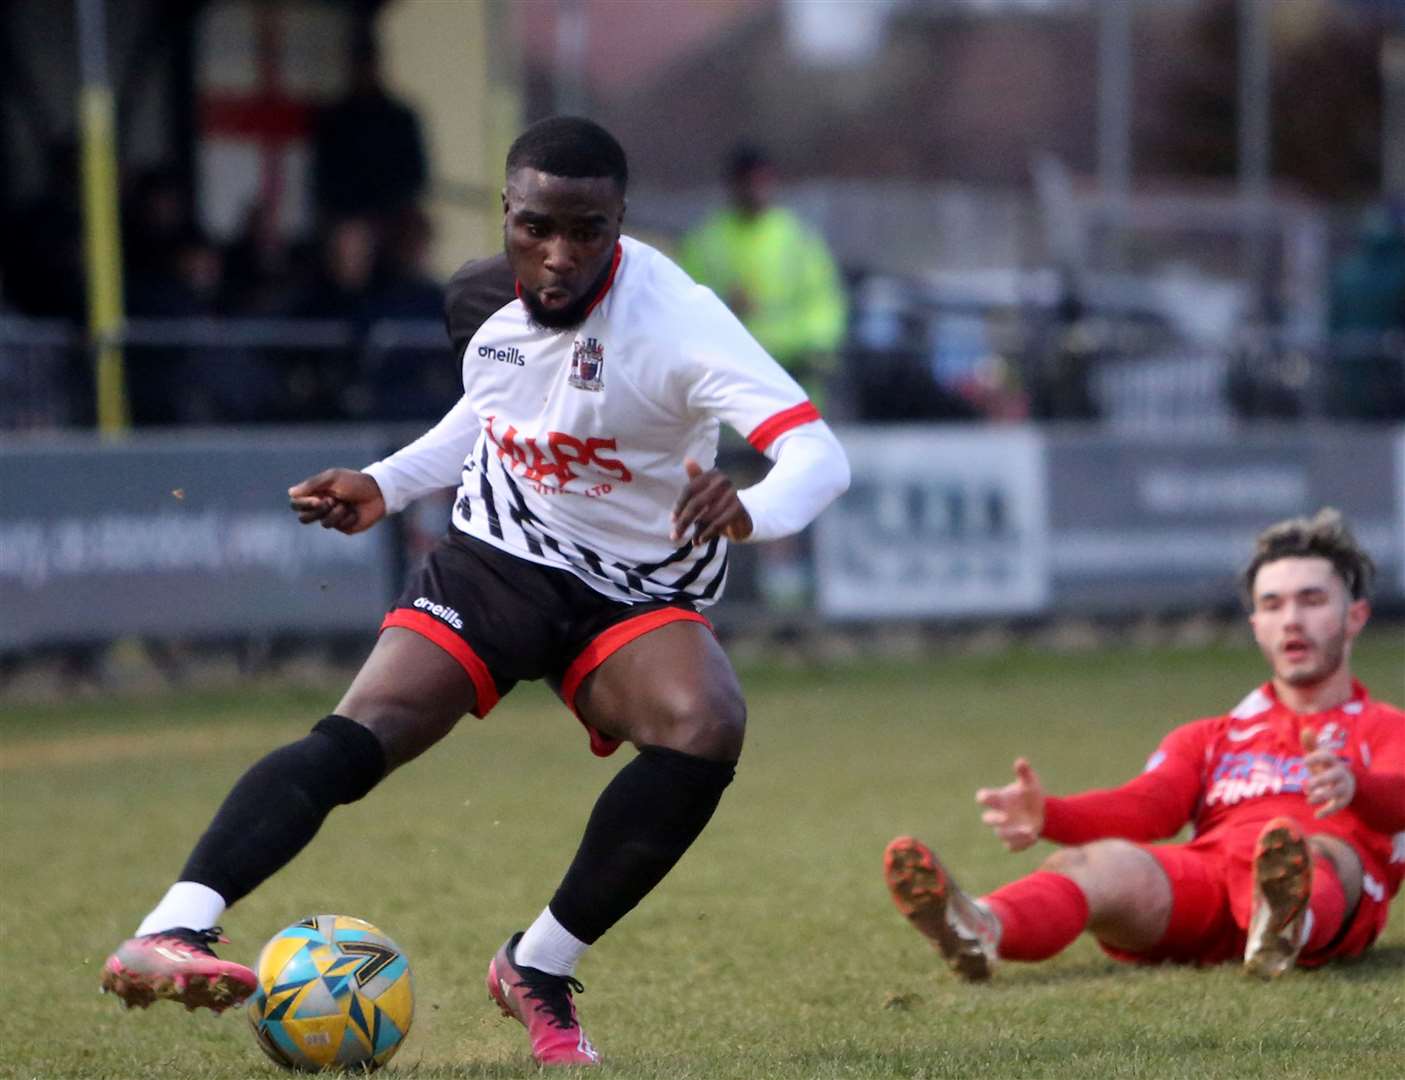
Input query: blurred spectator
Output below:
<box><xmin>125</xmin><ymin>224</ymin><xmax>216</xmax><ymax>425</ymax></box>
<box><xmin>288</xmin><ymin>216</ymin><xmax>382</xmax><ymax>420</ymax></box>
<box><xmin>127</xmin><ymin>225</ymin><xmax>279</xmax><ymax>425</ymax></box>
<box><xmin>1</xmin><ymin>140</ymin><xmax>86</xmax><ymax>321</ymax></box>
<box><xmin>1025</xmin><ymin>275</ymin><xmax>1100</xmax><ymax>421</ymax></box>
<box><xmin>312</xmin><ymin>28</ymin><xmax>428</xmax><ymax>226</ymax></box>
<box><xmin>0</xmin><ymin>140</ymin><xmax>92</xmax><ymax>424</ymax></box>
<box><xmin>678</xmin><ymin>144</ymin><xmax>846</xmax><ymax>411</ymax></box>
<box><xmin>373</xmin><ymin>206</ymin><xmax>443</xmax><ymax>317</ymax></box>
<box><xmin>361</xmin><ymin>206</ymin><xmax>454</xmax><ymax>421</ymax></box>
<box><xmin>128</xmin><ymin>225</ymin><xmax>224</xmax><ymax>320</ymax></box>
<box><xmin>122</xmin><ymin>164</ymin><xmax>195</xmax><ymax>284</ymax></box>
<box><xmin>1326</xmin><ymin>203</ymin><xmax>1405</xmax><ymax>420</ymax></box>
<box><xmin>679</xmin><ymin>144</ymin><xmax>848</xmax><ymax>612</ymax></box>
<box><xmin>222</xmin><ymin>201</ymin><xmax>310</xmax><ymax>316</ymax></box>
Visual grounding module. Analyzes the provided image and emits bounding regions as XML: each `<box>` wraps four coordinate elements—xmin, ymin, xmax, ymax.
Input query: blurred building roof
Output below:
<box><xmin>514</xmin><ymin>0</ymin><xmax>768</xmax><ymax>98</ymax></box>
<box><xmin>597</xmin><ymin>4</ymin><xmax>1103</xmax><ymax>189</ymax></box>
<box><xmin>578</xmin><ymin>0</ymin><xmax>1388</xmax><ymax>199</ymax></box>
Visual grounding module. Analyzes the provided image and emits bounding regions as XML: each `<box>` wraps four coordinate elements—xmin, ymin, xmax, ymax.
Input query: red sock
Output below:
<box><xmin>983</xmin><ymin>871</ymin><xmax>1090</xmax><ymax>962</ymax></box>
<box><xmin>1303</xmin><ymin>854</ymin><xmax>1348</xmax><ymax>956</ymax></box>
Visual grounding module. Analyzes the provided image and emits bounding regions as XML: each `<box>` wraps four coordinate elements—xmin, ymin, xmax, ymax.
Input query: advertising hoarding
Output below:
<box><xmin>814</xmin><ymin>426</ymin><xmax>1050</xmax><ymax>618</ymax></box>
<box><xmin>0</xmin><ymin>431</ymin><xmax>396</xmax><ymax>649</ymax></box>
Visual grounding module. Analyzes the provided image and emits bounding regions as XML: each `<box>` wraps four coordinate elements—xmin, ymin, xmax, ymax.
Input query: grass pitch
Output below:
<box><xmin>2</xmin><ymin>632</ymin><xmax>1402</xmax><ymax>1079</ymax></box>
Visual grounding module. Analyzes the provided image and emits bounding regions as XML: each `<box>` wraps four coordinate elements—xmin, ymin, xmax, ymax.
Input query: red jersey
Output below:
<box><xmin>1042</xmin><ymin>680</ymin><xmax>1405</xmax><ymax>906</ymax></box>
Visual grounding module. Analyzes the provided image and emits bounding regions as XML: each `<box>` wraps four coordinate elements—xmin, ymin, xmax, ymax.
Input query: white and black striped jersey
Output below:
<box><xmin>365</xmin><ymin>235</ymin><xmax>840</xmax><ymax>607</ymax></box>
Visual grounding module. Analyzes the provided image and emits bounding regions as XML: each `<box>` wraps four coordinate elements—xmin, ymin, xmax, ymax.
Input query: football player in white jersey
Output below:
<box><xmin>101</xmin><ymin>117</ymin><xmax>850</xmax><ymax>1067</ymax></box>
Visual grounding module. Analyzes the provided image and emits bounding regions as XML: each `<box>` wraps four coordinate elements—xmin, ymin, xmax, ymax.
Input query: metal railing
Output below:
<box><xmin>840</xmin><ymin>273</ymin><xmax>1405</xmax><ymax>428</ymax></box>
<box><xmin>3</xmin><ymin>312</ymin><xmax>1403</xmax><ymax>433</ymax></box>
<box><xmin>0</xmin><ymin>316</ymin><xmax>453</xmax><ymax>431</ymax></box>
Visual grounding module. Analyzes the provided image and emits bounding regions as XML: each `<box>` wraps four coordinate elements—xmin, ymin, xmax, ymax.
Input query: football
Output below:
<box><xmin>246</xmin><ymin>915</ymin><xmax>414</xmax><ymax>1072</ymax></box>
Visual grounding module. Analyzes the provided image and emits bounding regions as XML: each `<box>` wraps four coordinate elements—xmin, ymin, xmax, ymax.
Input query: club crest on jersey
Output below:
<box><xmin>569</xmin><ymin>337</ymin><xmax>605</xmax><ymax>391</ymax></box>
<box><xmin>1312</xmin><ymin>721</ymin><xmax>1349</xmax><ymax>753</ymax></box>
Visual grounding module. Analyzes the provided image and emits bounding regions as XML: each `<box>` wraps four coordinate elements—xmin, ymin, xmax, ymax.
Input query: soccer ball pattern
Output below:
<box><xmin>247</xmin><ymin>915</ymin><xmax>414</xmax><ymax>1072</ymax></box>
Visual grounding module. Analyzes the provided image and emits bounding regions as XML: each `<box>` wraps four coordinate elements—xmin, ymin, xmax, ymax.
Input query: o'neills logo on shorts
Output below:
<box><xmin>413</xmin><ymin>596</ymin><xmax>464</xmax><ymax>631</ymax></box>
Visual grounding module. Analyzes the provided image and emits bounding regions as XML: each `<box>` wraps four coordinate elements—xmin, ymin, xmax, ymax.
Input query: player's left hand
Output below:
<box><xmin>670</xmin><ymin>458</ymin><xmax>753</xmax><ymax>546</ymax></box>
<box><xmin>1302</xmin><ymin>727</ymin><xmax>1356</xmax><ymax>818</ymax></box>
<box><xmin>288</xmin><ymin>468</ymin><xmax>386</xmax><ymax>535</ymax></box>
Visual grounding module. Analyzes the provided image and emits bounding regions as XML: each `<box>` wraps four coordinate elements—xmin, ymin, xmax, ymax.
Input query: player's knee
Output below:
<box><xmin>1041</xmin><ymin>845</ymin><xmax>1092</xmax><ymax>880</ymax></box>
<box><xmin>651</xmin><ymin>680</ymin><xmax>746</xmax><ymax>761</ymax></box>
<box><xmin>300</xmin><ymin>714</ymin><xmax>387</xmax><ymax>806</ymax></box>
<box><xmin>336</xmin><ymin>692</ymin><xmax>460</xmax><ymax>772</ymax></box>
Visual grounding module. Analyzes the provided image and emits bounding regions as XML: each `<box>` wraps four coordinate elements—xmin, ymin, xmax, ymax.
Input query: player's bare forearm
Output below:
<box><xmin>288</xmin><ymin>468</ymin><xmax>387</xmax><ymax>535</ymax></box>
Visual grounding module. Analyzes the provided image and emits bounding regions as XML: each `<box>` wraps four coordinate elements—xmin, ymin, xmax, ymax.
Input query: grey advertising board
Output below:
<box><xmin>0</xmin><ymin>430</ymin><xmax>397</xmax><ymax>649</ymax></box>
<box><xmin>814</xmin><ymin>423</ymin><xmax>1403</xmax><ymax>620</ymax></box>
<box><xmin>1045</xmin><ymin>425</ymin><xmax>1405</xmax><ymax>612</ymax></box>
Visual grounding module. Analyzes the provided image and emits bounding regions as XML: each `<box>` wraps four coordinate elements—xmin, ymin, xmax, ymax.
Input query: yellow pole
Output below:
<box><xmin>77</xmin><ymin>0</ymin><xmax>128</xmax><ymax>434</ymax></box>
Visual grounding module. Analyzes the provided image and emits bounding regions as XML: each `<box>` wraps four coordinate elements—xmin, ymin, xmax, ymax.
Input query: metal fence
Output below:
<box><xmin>3</xmin><ymin>311</ymin><xmax>1403</xmax><ymax>435</ymax></box>
<box><xmin>0</xmin><ymin>315</ymin><xmax>456</xmax><ymax>431</ymax></box>
<box><xmin>840</xmin><ymin>271</ymin><xmax>1405</xmax><ymax>430</ymax></box>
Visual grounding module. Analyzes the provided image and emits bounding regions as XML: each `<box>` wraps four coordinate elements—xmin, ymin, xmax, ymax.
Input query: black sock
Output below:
<box><xmin>180</xmin><ymin>715</ymin><xmax>385</xmax><ymax>905</ymax></box>
<box><xmin>548</xmin><ymin>745</ymin><xmax>736</xmax><ymax>944</ymax></box>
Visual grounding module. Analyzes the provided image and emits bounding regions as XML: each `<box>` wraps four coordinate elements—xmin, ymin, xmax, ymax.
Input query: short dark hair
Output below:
<box><xmin>506</xmin><ymin>116</ymin><xmax>628</xmax><ymax>191</ymax></box>
<box><xmin>726</xmin><ymin>142</ymin><xmax>771</xmax><ymax>181</ymax></box>
<box><xmin>1242</xmin><ymin>507</ymin><xmax>1376</xmax><ymax>603</ymax></box>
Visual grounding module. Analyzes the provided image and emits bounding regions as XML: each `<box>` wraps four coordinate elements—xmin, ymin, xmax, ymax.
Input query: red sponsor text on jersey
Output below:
<box><xmin>484</xmin><ymin>415</ymin><xmax>633</xmax><ymax>491</ymax></box>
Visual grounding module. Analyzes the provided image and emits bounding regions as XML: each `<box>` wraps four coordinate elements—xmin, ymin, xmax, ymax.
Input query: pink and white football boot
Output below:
<box><xmin>487</xmin><ymin>932</ymin><xmax>601</xmax><ymax>1067</ymax></box>
<box><xmin>100</xmin><ymin>927</ymin><xmax>256</xmax><ymax>1014</ymax></box>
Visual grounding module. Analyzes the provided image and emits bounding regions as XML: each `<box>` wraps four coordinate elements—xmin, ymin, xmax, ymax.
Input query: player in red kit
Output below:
<box><xmin>885</xmin><ymin>508</ymin><xmax>1405</xmax><ymax>979</ymax></box>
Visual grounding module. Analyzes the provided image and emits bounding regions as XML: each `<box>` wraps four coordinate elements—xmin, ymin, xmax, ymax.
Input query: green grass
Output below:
<box><xmin>2</xmin><ymin>632</ymin><xmax>1402</xmax><ymax>1078</ymax></box>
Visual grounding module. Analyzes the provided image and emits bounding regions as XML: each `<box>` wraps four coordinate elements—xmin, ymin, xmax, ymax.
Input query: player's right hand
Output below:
<box><xmin>1301</xmin><ymin>727</ymin><xmax>1356</xmax><ymax>818</ymax></box>
<box><xmin>288</xmin><ymin>468</ymin><xmax>386</xmax><ymax>535</ymax></box>
<box><xmin>975</xmin><ymin>757</ymin><xmax>1046</xmax><ymax>852</ymax></box>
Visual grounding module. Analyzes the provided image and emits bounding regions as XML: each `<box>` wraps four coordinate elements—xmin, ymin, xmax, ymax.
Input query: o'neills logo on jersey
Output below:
<box><xmin>413</xmin><ymin>596</ymin><xmax>464</xmax><ymax>631</ymax></box>
<box><xmin>569</xmin><ymin>337</ymin><xmax>605</xmax><ymax>391</ymax></box>
<box><xmin>479</xmin><ymin>344</ymin><xmax>525</xmax><ymax>366</ymax></box>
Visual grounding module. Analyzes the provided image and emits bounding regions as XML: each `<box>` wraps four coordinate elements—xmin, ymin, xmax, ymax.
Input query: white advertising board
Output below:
<box><xmin>813</xmin><ymin>426</ymin><xmax>1050</xmax><ymax>618</ymax></box>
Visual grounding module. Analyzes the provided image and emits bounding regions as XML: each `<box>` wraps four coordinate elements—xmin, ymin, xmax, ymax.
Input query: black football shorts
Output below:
<box><xmin>381</xmin><ymin>529</ymin><xmax>709</xmax><ymax>756</ymax></box>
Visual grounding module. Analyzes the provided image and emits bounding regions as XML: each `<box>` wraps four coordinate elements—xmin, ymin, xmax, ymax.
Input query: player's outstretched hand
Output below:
<box><xmin>1301</xmin><ymin>727</ymin><xmax>1356</xmax><ymax>819</ymax></box>
<box><xmin>288</xmin><ymin>468</ymin><xmax>386</xmax><ymax>535</ymax></box>
<box><xmin>670</xmin><ymin>458</ymin><xmax>753</xmax><ymax>547</ymax></box>
<box><xmin>976</xmin><ymin>757</ymin><xmax>1046</xmax><ymax>852</ymax></box>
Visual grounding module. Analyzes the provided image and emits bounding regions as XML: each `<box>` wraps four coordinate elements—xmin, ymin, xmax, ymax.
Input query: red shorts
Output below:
<box><xmin>1100</xmin><ymin>832</ymin><xmax>1388</xmax><ymax>967</ymax></box>
<box><xmin>382</xmin><ymin>530</ymin><xmax>711</xmax><ymax>756</ymax></box>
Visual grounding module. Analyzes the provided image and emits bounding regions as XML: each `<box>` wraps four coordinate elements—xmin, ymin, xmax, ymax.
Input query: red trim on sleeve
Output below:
<box><xmin>381</xmin><ymin>609</ymin><xmax>500</xmax><ymax>717</ymax></box>
<box><xmin>561</xmin><ymin>608</ymin><xmax>713</xmax><ymax>757</ymax></box>
<box><xmin>1350</xmin><ymin>769</ymin><xmax>1405</xmax><ymax>834</ymax></box>
<box><xmin>747</xmin><ymin>401</ymin><xmax>821</xmax><ymax>453</ymax></box>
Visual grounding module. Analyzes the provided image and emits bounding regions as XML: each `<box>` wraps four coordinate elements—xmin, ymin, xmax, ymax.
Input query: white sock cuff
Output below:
<box><xmin>134</xmin><ymin>881</ymin><xmax>228</xmax><ymax>937</ymax></box>
<box><xmin>514</xmin><ymin>906</ymin><xmax>589</xmax><ymax>977</ymax></box>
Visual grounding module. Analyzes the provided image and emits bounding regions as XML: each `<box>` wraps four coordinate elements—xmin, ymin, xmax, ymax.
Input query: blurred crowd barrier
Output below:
<box><xmin>2</xmin><ymin>423</ymin><xmax>1402</xmax><ymax>658</ymax></box>
<box><xmin>2</xmin><ymin>310</ymin><xmax>1403</xmax><ymax>434</ymax></box>
<box><xmin>0</xmin><ymin>316</ymin><xmax>454</xmax><ymax>430</ymax></box>
<box><xmin>839</xmin><ymin>270</ymin><xmax>1405</xmax><ymax>428</ymax></box>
